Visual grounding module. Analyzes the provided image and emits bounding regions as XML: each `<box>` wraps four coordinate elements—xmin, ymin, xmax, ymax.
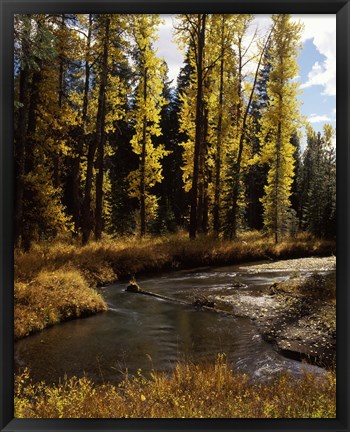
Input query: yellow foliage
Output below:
<box><xmin>127</xmin><ymin>15</ymin><xmax>169</xmax><ymax>223</ymax></box>
<box><xmin>259</xmin><ymin>15</ymin><xmax>303</xmax><ymax>240</ymax></box>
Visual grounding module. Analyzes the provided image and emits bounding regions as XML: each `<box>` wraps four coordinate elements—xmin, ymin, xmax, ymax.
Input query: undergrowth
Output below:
<box><xmin>14</xmin><ymin>231</ymin><xmax>335</xmax><ymax>340</ymax></box>
<box><xmin>15</xmin><ymin>231</ymin><xmax>334</xmax><ymax>283</ymax></box>
<box><xmin>14</xmin><ymin>270</ymin><xmax>107</xmax><ymax>339</ymax></box>
<box><xmin>15</xmin><ymin>356</ymin><xmax>336</xmax><ymax>418</ymax></box>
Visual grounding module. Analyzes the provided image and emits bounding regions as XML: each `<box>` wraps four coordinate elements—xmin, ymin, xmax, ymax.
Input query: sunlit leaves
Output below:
<box><xmin>127</xmin><ymin>15</ymin><xmax>169</xmax><ymax>227</ymax></box>
<box><xmin>258</xmin><ymin>15</ymin><xmax>303</xmax><ymax>241</ymax></box>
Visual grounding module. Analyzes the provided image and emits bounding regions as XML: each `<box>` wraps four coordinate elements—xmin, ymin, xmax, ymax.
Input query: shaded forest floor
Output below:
<box><xmin>15</xmin><ymin>355</ymin><xmax>335</xmax><ymax>418</ymax></box>
<box><xmin>14</xmin><ymin>231</ymin><xmax>335</xmax><ymax>340</ymax></box>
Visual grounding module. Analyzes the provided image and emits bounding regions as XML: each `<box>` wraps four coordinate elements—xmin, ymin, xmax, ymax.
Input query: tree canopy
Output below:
<box><xmin>14</xmin><ymin>13</ymin><xmax>336</xmax><ymax>249</ymax></box>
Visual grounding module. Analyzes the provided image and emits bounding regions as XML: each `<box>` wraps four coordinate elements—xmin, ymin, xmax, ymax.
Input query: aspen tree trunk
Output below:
<box><xmin>82</xmin><ymin>16</ymin><xmax>109</xmax><ymax>244</ymax></box>
<box><xmin>229</xmin><ymin>26</ymin><xmax>274</xmax><ymax>240</ymax></box>
<box><xmin>201</xmin><ymin>107</ymin><xmax>209</xmax><ymax>233</ymax></box>
<box><xmin>15</xmin><ymin>64</ymin><xmax>30</xmax><ymax>247</ymax></box>
<box><xmin>94</xmin><ymin>17</ymin><xmax>110</xmax><ymax>241</ymax></box>
<box><xmin>196</xmin><ymin>106</ymin><xmax>205</xmax><ymax>232</ymax></box>
<box><xmin>21</xmin><ymin>69</ymin><xmax>42</xmax><ymax>250</ymax></box>
<box><xmin>72</xmin><ymin>14</ymin><xmax>92</xmax><ymax>233</ymax></box>
<box><xmin>274</xmin><ymin>120</ymin><xmax>282</xmax><ymax>244</ymax></box>
<box><xmin>213</xmin><ymin>19</ymin><xmax>225</xmax><ymax>236</ymax></box>
<box><xmin>53</xmin><ymin>14</ymin><xmax>65</xmax><ymax>189</ymax></box>
<box><xmin>189</xmin><ymin>14</ymin><xmax>206</xmax><ymax>239</ymax></box>
<box><xmin>140</xmin><ymin>65</ymin><xmax>148</xmax><ymax>237</ymax></box>
<box><xmin>229</xmin><ymin>44</ymin><xmax>243</xmax><ymax>240</ymax></box>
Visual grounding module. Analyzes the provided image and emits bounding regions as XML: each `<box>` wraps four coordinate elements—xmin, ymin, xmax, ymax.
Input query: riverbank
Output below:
<box><xmin>14</xmin><ymin>269</ymin><xmax>107</xmax><ymax>340</ymax></box>
<box><xmin>15</xmin><ymin>356</ymin><xmax>335</xmax><ymax>418</ymax></box>
<box><xmin>122</xmin><ymin>256</ymin><xmax>336</xmax><ymax>368</ymax></box>
<box><xmin>14</xmin><ymin>232</ymin><xmax>335</xmax><ymax>340</ymax></box>
<box><xmin>210</xmin><ymin>257</ymin><xmax>336</xmax><ymax>368</ymax></box>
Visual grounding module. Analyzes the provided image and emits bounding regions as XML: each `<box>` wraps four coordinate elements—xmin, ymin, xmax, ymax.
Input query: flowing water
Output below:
<box><xmin>14</xmin><ymin>262</ymin><xmax>325</xmax><ymax>384</ymax></box>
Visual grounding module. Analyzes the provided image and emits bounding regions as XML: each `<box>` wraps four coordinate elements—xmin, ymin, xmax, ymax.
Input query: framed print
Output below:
<box><xmin>1</xmin><ymin>0</ymin><xmax>349</xmax><ymax>431</ymax></box>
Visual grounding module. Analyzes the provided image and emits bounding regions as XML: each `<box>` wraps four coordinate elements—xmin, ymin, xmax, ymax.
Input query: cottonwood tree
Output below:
<box><xmin>259</xmin><ymin>14</ymin><xmax>303</xmax><ymax>243</ymax></box>
<box><xmin>80</xmin><ymin>15</ymin><xmax>111</xmax><ymax>244</ymax></box>
<box><xmin>81</xmin><ymin>14</ymin><xmax>127</xmax><ymax>243</ymax></box>
<box><xmin>176</xmin><ymin>14</ymin><xmax>239</xmax><ymax>237</ymax></box>
<box><xmin>127</xmin><ymin>14</ymin><xmax>168</xmax><ymax>236</ymax></box>
<box><xmin>223</xmin><ymin>15</ymin><xmax>275</xmax><ymax>239</ymax></box>
<box><xmin>175</xmin><ymin>14</ymin><xmax>208</xmax><ymax>238</ymax></box>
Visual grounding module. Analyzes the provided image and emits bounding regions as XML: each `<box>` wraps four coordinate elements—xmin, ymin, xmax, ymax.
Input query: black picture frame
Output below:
<box><xmin>1</xmin><ymin>0</ymin><xmax>349</xmax><ymax>431</ymax></box>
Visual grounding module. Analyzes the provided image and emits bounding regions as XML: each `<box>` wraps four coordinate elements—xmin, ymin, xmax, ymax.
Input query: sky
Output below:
<box><xmin>154</xmin><ymin>14</ymin><xmax>336</xmax><ymax>145</ymax></box>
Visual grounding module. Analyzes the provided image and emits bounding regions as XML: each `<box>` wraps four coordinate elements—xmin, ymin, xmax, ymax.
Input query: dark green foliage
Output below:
<box><xmin>290</xmin><ymin>132</ymin><xmax>303</xmax><ymax>225</ymax></box>
<box><xmin>222</xmin><ymin>158</ymin><xmax>247</xmax><ymax>238</ymax></box>
<box><xmin>301</xmin><ymin>129</ymin><xmax>336</xmax><ymax>238</ymax></box>
<box><xmin>14</xmin><ymin>15</ymin><xmax>67</xmax><ymax>249</ymax></box>
<box><xmin>245</xmin><ymin>56</ymin><xmax>272</xmax><ymax>230</ymax></box>
<box><xmin>153</xmin><ymin>59</ymin><xmax>191</xmax><ymax>230</ymax></box>
<box><xmin>148</xmin><ymin>204</ymin><xmax>178</xmax><ymax>235</ymax></box>
<box><xmin>107</xmin><ymin>121</ymin><xmax>138</xmax><ymax>236</ymax></box>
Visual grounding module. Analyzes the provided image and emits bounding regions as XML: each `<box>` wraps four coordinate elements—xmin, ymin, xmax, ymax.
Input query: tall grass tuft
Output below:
<box><xmin>14</xmin><ymin>269</ymin><xmax>107</xmax><ymax>339</ymax></box>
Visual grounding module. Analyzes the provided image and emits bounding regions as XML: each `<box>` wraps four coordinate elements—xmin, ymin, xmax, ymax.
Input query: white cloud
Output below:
<box><xmin>242</xmin><ymin>15</ymin><xmax>272</xmax><ymax>77</ymax></box>
<box><xmin>155</xmin><ymin>15</ymin><xmax>275</xmax><ymax>86</ymax></box>
<box><xmin>308</xmin><ymin>114</ymin><xmax>332</xmax><ymax>123</ymax></box>
<box><xmin>292</xmin><ymin>15</ymin><xmax>336</xmax><ymax>96</ymax></box>
<box><xmin>154</xmin><ymin>15</ymin><xmax>184</xmax><ymax>86</ymax></box>
<box><xmin>155</xmin><ymin>14</ymin><xmax>336</xmax><ymax>96</ymax></box>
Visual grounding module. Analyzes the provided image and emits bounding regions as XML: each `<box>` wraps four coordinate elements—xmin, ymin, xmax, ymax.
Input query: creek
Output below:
<box><xmin>15</xmin><ymin>261</ymin><xmax>326</xmax><ymax>384</ymax></box>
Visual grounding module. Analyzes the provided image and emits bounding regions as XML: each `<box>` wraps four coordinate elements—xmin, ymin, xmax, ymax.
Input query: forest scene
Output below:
<box><xmin>14</xmin><ymin>13</ymin><xmax>336</xmax><ymax>418</ymax></box>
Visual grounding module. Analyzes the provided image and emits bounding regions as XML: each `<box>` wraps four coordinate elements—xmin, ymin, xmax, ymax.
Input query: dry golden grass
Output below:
<box><xmin>14</xmin><ymin>231</ymin><xmax>335</xmax><ymax>340</ymax></box>
<box><xmin>15</xmin><ymin>231</ymin><xmax>335</xmax><ymax>283</ymax></box>
<box><xmin>14</xmin><ymin>269</ymin><xmax>107</xmax><ymax>340</ymax></box>
<box><xmin>15</xmin><ymin>356</ymin><xmax>336</xmax><ymax>418</ymax></box>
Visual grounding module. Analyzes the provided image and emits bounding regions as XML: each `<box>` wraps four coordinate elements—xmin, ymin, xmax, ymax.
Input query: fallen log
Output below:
<box><xmin>125</xmin><ymin>281</ymin><xmax>240</xmax><ymax>317</ymax></box>
<box><xmin>126</xmin><ymin>282</ymin><xmax>189</xmax><ymax>305</ymax></box>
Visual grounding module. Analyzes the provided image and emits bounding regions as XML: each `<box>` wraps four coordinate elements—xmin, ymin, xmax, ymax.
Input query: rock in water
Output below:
<box><xmin>126</xmin><ymin>281</ymin><xmax>141</xmax><ymax>293</ymax></box>
<box><xmin>192</xmin><ymin>296</ymin><xmax>216</xmax><ymax>308</ymax></box>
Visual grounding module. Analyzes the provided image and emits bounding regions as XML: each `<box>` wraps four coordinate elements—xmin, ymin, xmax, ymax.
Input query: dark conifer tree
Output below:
<box><xmin>301</xmin><ymin>126</ymin><xmax>336</xmax><ymax>238</ymax></box>
<box><xmin>245</xmin><ymin>55</ymin><xmax>271</xmax><ymax>230</ymax></box>
<box><xmin>106</xmin><ymin>60</ymin><xmax>137</xmax><ymax>235</ymax></box>
<box><xmin>290</xmin><ymin>132</ymin><xmax>302</xmax><ymax>227</ymax></box>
